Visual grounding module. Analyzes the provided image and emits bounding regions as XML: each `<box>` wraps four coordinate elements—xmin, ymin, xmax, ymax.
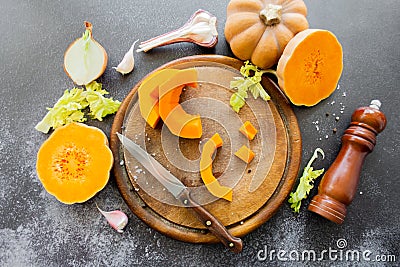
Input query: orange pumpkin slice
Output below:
<box><xmin>234</xmin><ymin>145</ymin><xmax>255</xmax><ymax>164</ymax></box>
<box><xmin>200</xmin><ymin>133</ymin><xmax>233</xmax><ymax>201</ymax></box>
<box><xmin>138</xmin><ymin>68</ymin><xmax>180</xmax><ymax>128</ymax></box>
<box><xmin>159</xmin><ymin>68</ymin><xmax>202</xmax><ymax>139</ymax></box>
<box><xmin>239</xmin><ymin>121</ymin><xmax>258</xmax><ymax>140</ymax></box>
<box><xmin>36</xmin><ymin>122</ymin><xmax>113</xmax><ymax>204</ymax></box>
<box><xmin>276</xmin><ymin>29</ymin><xmax>343</xmax><ymax>106</ymax></box>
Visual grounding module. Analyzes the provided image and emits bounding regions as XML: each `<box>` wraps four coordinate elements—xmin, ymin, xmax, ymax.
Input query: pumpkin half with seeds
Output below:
<box><xmin>224</xmin><ymin>0</ymin><xmax>309</xmax><ymax>69</ymax></box>
<box><xmin>36</xmin><ymin>122</ymin><xmax>113</xmax><ymax>204</ymax></box>
<box><xmin>276</xmin><ymin>29</ymin><xmax>343</xmax><ymax>106</ymax></box>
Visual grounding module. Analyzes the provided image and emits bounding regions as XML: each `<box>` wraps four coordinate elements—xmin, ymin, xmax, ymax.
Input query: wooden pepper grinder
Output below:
<box><xmin>308</xmin><ymin>100</ymin><xmax>387</xmax><ymax>224</ymax></box>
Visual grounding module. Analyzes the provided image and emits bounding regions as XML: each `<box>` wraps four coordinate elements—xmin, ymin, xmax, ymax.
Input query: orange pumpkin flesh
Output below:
<box><xmin>276</xmin><ymin>29</ymin><xmax>343</xmax><ymax>106</ymax></box>
<box><xmin>225</xmin><ymin>0</ymin><xmax>309</xmax><ymax>69</ymax></box>
<box><xmin>234</xmin><ymin>145</ymin><xmax>255</xmax><ymax>164</ymax></box>
<box><xmin>239</xmin><ymin>121</ymin><xmax>258</xmax><ymax>140</ymax></box>
<box><xmin>36</xmin><ymin>123</ymin><xmax>113</xmax><ymax>204</ymax></box>
<box><xmin>200</xmin><ymin>133</ymin><xmax>233</xmax><ymax>201</ymax></box>
<box><xmin>138</xmin><ymin>69</ymin><xmax>180</xmax><ymax>128</ymax></box>
<box><xmin>158</xmin><ymin>68</ymin><xmax>202</xmax><ymax>139</ymax></box>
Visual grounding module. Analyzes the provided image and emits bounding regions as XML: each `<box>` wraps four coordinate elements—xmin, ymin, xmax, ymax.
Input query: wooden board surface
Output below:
<box><xmin>110</xmin><ymin>55</ymin><xmax>301</xmax><ymax>243</ymax></box>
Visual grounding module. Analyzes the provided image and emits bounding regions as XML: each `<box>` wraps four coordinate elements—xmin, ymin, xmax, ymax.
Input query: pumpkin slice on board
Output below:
<box><xmin>36</xmin><ymin>122</ymin><xmax>113</xmax><ymax>204</ymax></box>
<box><xmin>234</xmin><ymin>145</ymin><xmax>255</xmax><ymax>164</ymax></box>
<box><xmin>224</xmin><ymin>0</ymin><xmax>309</xmax><ymax>69</ymax></box>
<box><xmin>239</xmin><ymin>121</ymin><xmax>258</xmax><ymax>140</ymax></box>
<box><xmin>158</xmin><ymin>68</ymin><xmax>202</xmax><ymax>139</ymax></box>
<box><xmin>276</xmin><ymin>29</ymin><xmax>343</xmax><ymax>106</ymax></box>
<box><xmin>138</xmin><ymin>68</ymin><xmax>180</xmax><ymax>128</ymax></box>
<box><xmin>200</xmin><ymin>133</ymin><xmax>233</xmax><ymax>201</ymax></box>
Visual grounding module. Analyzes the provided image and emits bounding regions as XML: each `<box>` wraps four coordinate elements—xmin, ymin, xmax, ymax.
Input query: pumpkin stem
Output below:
<box><xmin>259</xmin><ymin>4</ymin><xmax>282</xmax><ymax>26</ymax></box>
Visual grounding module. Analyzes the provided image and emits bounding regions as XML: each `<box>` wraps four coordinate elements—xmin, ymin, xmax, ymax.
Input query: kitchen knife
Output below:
<box><xmin>117</xmin><ymin>132</ymin><xmax>243</xmax><ymax>253</ymax></box>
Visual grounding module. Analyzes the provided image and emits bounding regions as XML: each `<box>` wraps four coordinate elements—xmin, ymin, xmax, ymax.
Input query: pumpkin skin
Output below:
<box><xmin>200</xmin><ymin>133</ymin><xmax>233</xmax><ymax>201</ymax></box>
<box><xmin>158</xmin><ymin>68</ymin><xmax>202</xmax><ymax>139</ymax></box>
<box><xmin>36</xmin><ymin>122</ymin><xmax>113</xmax><ymax>204</ymax></box>
<box><xmin>224</xmin><ymin>0</ymin><xmax>309</xmax><ymax>69</ymax></box>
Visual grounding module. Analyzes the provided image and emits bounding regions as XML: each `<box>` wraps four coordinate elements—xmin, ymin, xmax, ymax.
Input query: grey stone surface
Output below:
<box><xmin>0</xmin><ymin>0</ymin><xmax>399</xmax><ymax>266</ymax></box>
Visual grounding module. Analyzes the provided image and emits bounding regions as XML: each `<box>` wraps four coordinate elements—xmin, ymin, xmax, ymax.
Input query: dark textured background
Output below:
<box><xmin>1</xmin><ymin>0</ymin><xmax>399</xmax><ymax>266</ymax></box>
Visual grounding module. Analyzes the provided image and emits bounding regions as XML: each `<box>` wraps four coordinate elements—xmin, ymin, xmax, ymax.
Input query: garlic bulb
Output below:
<box><xmin>64</xmin><ymin>21</ymin><xmax>108</xmax><ymax>86</ymax></box>
<box><xmin>113</xmin><ymin>40</ymin><xmax>138</xmax><ymax>75</ymax></box>
<box><xmin>137</xmin><ymin>9</ymin><xmax>218</xmax><ymax>52</ymax></box>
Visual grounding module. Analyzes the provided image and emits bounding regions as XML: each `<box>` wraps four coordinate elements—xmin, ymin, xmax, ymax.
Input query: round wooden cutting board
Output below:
<box><xmin>110</xmin><ymin>55</ymin><xmax>301</xmax><ymax>244</ymax></box>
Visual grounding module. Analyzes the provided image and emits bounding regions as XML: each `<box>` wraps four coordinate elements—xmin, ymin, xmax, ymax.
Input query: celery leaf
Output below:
<box><xmin>35</xmin><ymin>81</ymin><xmax>120</xmax><ymax>133</ymax></box>
<box><xmin>35</xmin><ymin>88</ymin><xmax>88</xmax><ymax>133</ymax></box>
<box><xmin>288</xmin><ymin>148</ymin><xmax>325</xmax><ymax>213</ymax></box>
<box><xmin>229</xmin><ymin>61</ymin><xmax>271</xmax><ymax>112</ymax></box>
<box><xmin>85</xmin><ymin>81</ymin><xmax>121</xmax><ymax>121</ymax></box>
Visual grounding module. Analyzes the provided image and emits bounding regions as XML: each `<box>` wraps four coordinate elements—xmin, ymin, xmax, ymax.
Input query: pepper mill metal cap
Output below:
<box><xmin>308</xmin><ymin>100</ymin><xmax>387</xmax><ymax>224</ymax></box>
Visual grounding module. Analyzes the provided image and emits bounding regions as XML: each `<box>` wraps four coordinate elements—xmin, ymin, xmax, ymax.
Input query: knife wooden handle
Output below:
<box><xmin>178</xmin><ymin>189</ymin><xmax>243</xmax><ymax>253</ymax></box>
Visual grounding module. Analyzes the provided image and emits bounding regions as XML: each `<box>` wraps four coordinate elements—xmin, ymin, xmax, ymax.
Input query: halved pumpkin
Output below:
<box><xmin>36</xmin><ymin>122</ymin><xmax>113</xmax><ymax>204</ymax></box>
<box><xmin>200</xmin><ymin>133</ymin><xmax>233</xmax><ymax>201</ymax></box>
<box><xmin>138</xmin><ymin>68</ymin><xmax>180</xmax><ymax>128</ymax></box>
<box><xmin>158</xmin><ymin>68</ymin><xmax>202</xmax><ymax>139</ymax></box>
<box><xmin>276</xmin><ymin>29</ymin><xmax>343</xmax><ymax>106</ymax></box>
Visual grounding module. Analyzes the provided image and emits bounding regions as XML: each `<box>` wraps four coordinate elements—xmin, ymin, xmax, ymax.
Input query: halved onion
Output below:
<box><xmin>64</xmin><ymin>21</ymin><xmax>107</xmax><ymax>85</ymax></box>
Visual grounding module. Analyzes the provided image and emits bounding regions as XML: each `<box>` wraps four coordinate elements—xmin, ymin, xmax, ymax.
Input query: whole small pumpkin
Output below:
<box><xmin>224</xmin><ymin>0</ymin><xmax>309</xmax><ymax>69</ymax></box>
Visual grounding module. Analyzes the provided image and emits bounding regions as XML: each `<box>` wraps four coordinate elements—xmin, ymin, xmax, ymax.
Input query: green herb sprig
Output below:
<box><xmin>35</xmin><ymin>81</ymin><xmax>121</xmax><ymax>133</ymax></box>
<box><xmin>229</xmin><ymin>61</ymin><xmax>274</xmax><ymax>113</ymax></box>
<box><xmin>288</xmin><ymin>148</ymin><xmax>325</xmax><ymax>213</ymax></box>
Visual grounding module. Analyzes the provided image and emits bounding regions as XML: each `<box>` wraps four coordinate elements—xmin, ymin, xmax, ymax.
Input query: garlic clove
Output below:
<box><xmin>113</xmin><ymin>40</ymin><xmax>138</xmax><ymax>75</ymax></box>
<box><xmin>96</xmin><ymin>204</ymin><xmax>128</xmax><ymax>233</ymax></box>
<box><xmin>64</xmin><ymin>21</ymin><xmax>108</xmax><ymax>85</ymax></box>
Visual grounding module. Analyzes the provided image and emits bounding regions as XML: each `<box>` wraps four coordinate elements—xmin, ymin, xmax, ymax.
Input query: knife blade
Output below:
<box><xmin>117</xmin><ymin>132</ymin><xmax>243</xmax><ymax>253</ymax></box>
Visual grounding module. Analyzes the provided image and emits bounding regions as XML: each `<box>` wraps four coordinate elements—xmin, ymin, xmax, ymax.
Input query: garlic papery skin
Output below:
<box><xmin>113</xmin><ymin>40</ymin><xmax>138</xmax><ymax>75</ymax></box>
<box><xmin>96</xmin><ymin>204</ymin><xmax>128</xmax><ymax>233</ymax></box>
<box><xmin>137</xmin><ymin>9</ymin><xmax>218</xmax><ymax>52</ymax></box>
<box><xmin>64</xmin><ymin>21</ymin><xmax>108</xmax><ymax>85</ymax></box>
